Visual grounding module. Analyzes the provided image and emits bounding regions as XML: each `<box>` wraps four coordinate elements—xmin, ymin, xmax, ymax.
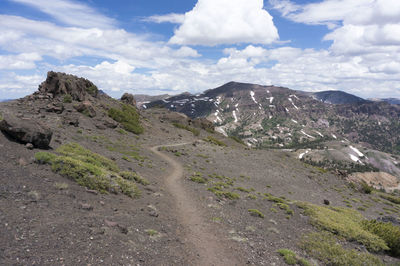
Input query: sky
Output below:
<box><xmin>0</xmin><ymin>0</ymin><xmax>400</xmax><ymax>99</ymax></box>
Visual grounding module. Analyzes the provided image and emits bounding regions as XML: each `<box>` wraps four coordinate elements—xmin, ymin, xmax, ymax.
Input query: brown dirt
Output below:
<box><xmin>151</xmin><ymin>143</ymin><xmax>243</xmax><ymax>266</ymax></box>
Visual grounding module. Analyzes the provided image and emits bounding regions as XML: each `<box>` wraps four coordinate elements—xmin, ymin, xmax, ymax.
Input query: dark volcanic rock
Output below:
<box><xmin>121</xmin><ymin>93</ymin><xmax>137</xmax><ymax>106</ymax></box>
<box><xmin>0</xmin><ymin>113</ymin><xmax>52</xmax><ymax>148</ymax></box>
<box><xmin>73</xmin><ymin>101</ymin><xmax>96</xmax><ymax>117</ymax></box>
<box><xmin>39</xmin><ymin>71</ymin><xmax>98</xmax><ymax>101</ymax></box>
<box><xmin>191</xmin><ymin>118</ymin><xmax>215</xmax><ymax>132</ymax></box>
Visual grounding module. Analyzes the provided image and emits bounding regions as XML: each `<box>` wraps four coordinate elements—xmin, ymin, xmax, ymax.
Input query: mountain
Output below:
<box><xmin>1</xmin><ymin>73</ymin><xmax>400</xmax><ymax>265</ymax></box>
<box><xmin>134</xmin><ymin>93</ymin><xmax>170</xmax><ymax>107</ymax></box>
<box><xmin>0</xmin><ymin>99</ymin><xmax>14</xmax><ymax>102</ymax></box>
<box><xmin>311</xmin><ymin>90</ymin><xmax>369</xmax><ymax>104</ymax></box>
<box><xmin>369</xmin><ymin>98</ymin><xmax>400</xmax><ymax>105</ymax></box>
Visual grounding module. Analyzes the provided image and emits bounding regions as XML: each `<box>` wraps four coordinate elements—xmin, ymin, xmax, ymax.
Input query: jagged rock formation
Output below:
<box><xmin>121</xmin><ymin>93</ymin><xmax>137</xmax><ymax>107</ymax></box>
<box><xmin>38</xmin><ymin>71</ymin><xmax>98</xmax><ymax>101</ymax></box>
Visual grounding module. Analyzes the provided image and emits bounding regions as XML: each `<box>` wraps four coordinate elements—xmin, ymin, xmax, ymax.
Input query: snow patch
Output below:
<box><xmin>250</xmin><ymin>91</ymin><xmax>258</xmax><ymax>104</ymax></box>
<box><xmin>216</xmin><ymin>127</ymin><xmax>228</xmax><ymax>137</ymax></box>
<box><xmin>291</xmin><ymin>119</ymin><xmax>298</xmax><ymax>124</ymax></box>
<box><xmin>350</xmin><ymin>146</ymin><xmax>364</xmax><ymax>157</ymax></box>
<box><xmin>331</xmin><ymin>134</ymin><xmax>337</xmax><ymax>139</ymax></box>
<box><xmin>301</xmin><ymin>130</ymin><xmax>315</xmax><ymax>139</ymax></box>
<box><xmin>315</xmin><ymin>131</ymin><xmax>324</xmax><ymax>137</ymax></box>
<box><xmin>233</xmin><ymin>111</ymin><xmax>238</xmax><ymax>123</ymax></box>
<box><xmin>288</xmin><ymin>98</ymin><xmax>299</xmax><ymax>110</ymax></box>
<box><xmin>299</xmin><ymin>150</ymin><xmax>309</xmax><ymax>159</ymax></box>
<box><xmin>349</xmin><ymin>154</ymin><xmax>361</xmax><ymax>163</ymax></box>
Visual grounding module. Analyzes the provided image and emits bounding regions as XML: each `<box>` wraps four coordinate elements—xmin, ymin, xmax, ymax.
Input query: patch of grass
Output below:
<box><xmin>236</xmin><ymin>187</ymin><xmax>252</xmax><ymax>193</ymax></box>
<box><xmin>298</xmin><ymin>203</ymin><xmax>388</xmax><ymax>252</ymax></box>
<box><xmin>276</xmin><ymin>203</ymin><xmax>294</xmax><ymax>216</ymax></box>
<box><xmin>120</xmin><ymin>171</ymin><xmax>149</xmax><ymax>186</ymax></box>
<box><xmin>196</xmin><ymin>154</ymin><xmax>209</xmax><ymax>159</ymax></box>
<box><xmin>108</xmin><ymin>104</ymin><xmax>143</xmax><ymax>134</ymax></box>
<box><xmin>116</xmin><ymin>128</ymin><xmax>128</xmax><ymax>135</ymax></box>
<box><xmin>54</xmin><ymin>182</ymin><xmax>69</xmax><ymax>190</ymax></box>
<box><xmin>362</xmin><ymin>220</ymin><xmax>400</xmax><ymax>257</ymax></box>
<box><xmin>34</xmin><ymin>143</ymin><xmax>140</xmax><ymax>198</ymax></box>
<box><xmin>172</xmin><ymin>123</ymin><xmax>200</xmax><ymax>136</ymax></box>
<box><xmin>214</xmin><ymin>191</ymin><xmax>240</xmax><ymax>200</ymax></box>
<box><xmin>248</xmin><ymin>209</ymin><xmax>264</xmax><ymax>218</ymax></box>
<box><xmin>204</xmin><ymin>136</ymin><xmax>227</xmax><ymax>147</ymax></box>
<box><xmin>34</xmin><ymin>152</ymin><xmax>57</xmax><ymax>164</ymax></box>
<box><xmin>229</xmin><ymin>135</ymin><xmax>245</xmax><ymax>145</ymax></box>
<box><xmin>361</xmin><ymin>181</ymin><xmax>373</xmax><ymax>194</ymax></box>
<box><xmin>57</xmin><ymin>143</ymin><xmax>119</xmax><ymax>172</ymax></box>
<box><xmin>63</xmin><ymin>94</ymin><xmax>72</xmax><ymax>103</ymax></box>
<box><xmin>300</xmin><ymin>232</ymin><xmax>384</xmax><ymax>266</ymax></box>
<box><xmin>277</xmin><ymin>249</ymin><xmax>311</xmax><ymax>266</ymax></box>
<box><xmin>247</xmin><ymin>194</ymin><xmax>257</xmax><ymax>200</ymax></box>
<box><xmin>122</xmin><ymin>155</ymin><xmax>131</xmax><ymax>161</ymax></box>
<box><xmin>76</xmin><ymin>129</ymin><xmax>83</xmax><ymax>134</ymax></box>
<box><xmin>189</xmin><ymin>172</ymin><xmax>207</xmax><ymax>184</ymax></box>
<box><xmin>145</xmin><ymin>229</ymin><xmax>158</xmax><ymax>236</ymax></box>
<box><xmin>115</xmin><ymin>176</ymin><xmax>141</xmax><ymax>198</ymax></box>
<box><xmin>85</xmin><ymin>85</ymin><xmax>98</xmax><ymax>95</ymax></box>
<box><xmin>378</xmin><ymin>192</ymin><xmax>400</xmax><ymax>205</ymax></box>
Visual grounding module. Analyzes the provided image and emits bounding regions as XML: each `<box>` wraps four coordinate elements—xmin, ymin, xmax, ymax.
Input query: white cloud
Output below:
<box><xmin>143</xmin><ymin>13</ymin><xmax>185</xmax><ymax>24</ymax></box>
<box><xmin>9</xmin><ymin>0</ymin><xmax>116</xmax><ymax>29</ymax></box>
<box><xmin>169</xmin><ymin>0</ymin><xmax>279</xmax><ymax>46</ymax></box>
<box><xmin>0</xmin><ymin>53</ymin><xmax>42</xmax><ymax>69</ymax></box>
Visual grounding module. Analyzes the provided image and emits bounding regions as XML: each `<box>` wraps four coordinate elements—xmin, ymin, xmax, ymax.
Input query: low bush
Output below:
<box><xmin>34</xmin><ymin>152</ymin><xmax>57</xmax><ymax>164</ymax></box>
<box><xmin>248</xmin><ymin>209</ymin><xmax>264</xmax><ymax>218</ymax></box>
<box><xmin>172</xmin><ymin>123</ymin><xmax>200</xmax><ymax>136</ymax></box>
<box><xmin>108</xmin><ymin>104</ymin><xmax>143</xmax><ymax>134</ymax></box>
<box><xmin>299</xmin><ymin>203</ymin><xmax>388</xmax><ymax>252</ymax></box>
<box><xmin>120</xmin><ymin>171</ymin><xmax>150</xmax><ymax>186</ymax></box>
<box><xmin>204</xmin><ymin>136</ymin><xmax>227</xmax><ymax>147</ymax></box>
<box><xmin>63</xmin><ymin>94</ymin><xmax>72</xmax><ymax>103</ymax></box>
<box><xmin>300</xmin><ymin>232</ymin><xmax>383</xmax><ymax>266</ymax></box>
<box><xmin>362</xmin><ymin>220</ymin><xmax>400</xmax><ymax>257</ymax></box>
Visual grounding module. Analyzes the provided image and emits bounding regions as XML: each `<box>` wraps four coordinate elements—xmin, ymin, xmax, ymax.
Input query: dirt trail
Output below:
<box><xmin>151</xmin><ymin>143</ymin><xmax>242</xmax><ymax>266</ymax></box>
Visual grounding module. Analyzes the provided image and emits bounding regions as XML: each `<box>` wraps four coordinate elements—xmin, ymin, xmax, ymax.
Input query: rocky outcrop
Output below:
<box><xmin>39</xmin><ymin>71</ymin><xmax>98</xmax><ymax>101</ymax></box>
<box><xmin>121</xmin><ymin>93</ymin><xmax>137</xmax><ymax>107</ymax></box>
<box><xmin>0</xmin><ymin>113</ymin><xmax>53</xmax><ymax>148</ymax></box>
<box><xmin>73</xmin><ymin>101</ymin><xmax>96</xmax><ymax>117</ymax></box>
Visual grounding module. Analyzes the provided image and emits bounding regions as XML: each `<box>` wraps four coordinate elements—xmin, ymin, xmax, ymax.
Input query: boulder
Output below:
<box><xmin>121</xmin><ymin>93</ymin><xmax>137</xmax><ymax>106</ymax></box>
<box><xmin>73</xmin><ymin>101</ymin><xmax>96</xmax><ymax>117</ymax></box>
<box><xmin>38</xmin><ymin>71</ymin><xmax>98</xmax><ymax>101</ymax></box>
<box><xmin>0</xmin><ymin>113</ymin><xmax>53</xmax><ymax>148</ymax></box>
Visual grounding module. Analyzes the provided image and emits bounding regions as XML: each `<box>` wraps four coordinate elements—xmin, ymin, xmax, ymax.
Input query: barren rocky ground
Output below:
<box><xmin>1</xmin><ymin>73</ymin><xmax>400</xmax><ymax>265</ymax></box>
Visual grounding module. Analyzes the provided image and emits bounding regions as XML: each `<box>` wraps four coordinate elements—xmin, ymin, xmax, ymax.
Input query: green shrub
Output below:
<box><xmin>56</xmin><ymin>142</ymin><xmax>119</xmax><ymax>172</ymax></box>
<box><xmin>190</xmin><ymin>172</ymin><xmax>207</xmax><ymax>184</ymax></box>
<box><xmin>299</xmin><ymin>203</ymin><xmax>388</xmax><ymax>252</ymax></box>
<box><xmin>378</xmin><ymin>193</ymin><xmax>400</xmax><ymax>205</ymax></box>
<box><xmin>204</xmin><ymin>136</ymin><xmax>227</xmax><ymax>147</ymax></box>
<box><xmin>248</xmin><ymin>209</ymin><xmax>264</xmax><ymax>218</ymax></box>
<box><xmin>85</xmin><ymin>85</ymin><xmax>98</xmax><ymax>96</ymax></box>
<box><xmin>172</xmin><ymin>123</ymin><xmax>200</xmax><ymax>136</ymax></box>
<box><xmin>214</xmin><ymin>191</ymin><xmax>240</xmax><ymax>200</ymax></box>
<box><xmin>361</xmin><ymin>181</ymin><xmax>373</xmax><ymax>194</ymax></box>
<box><xmin>230</xmin><ymin>135</ymin><xmax>245</xmax><ymax>145</ymax></box>
<box><xmin>362</xmin><ymin>220</ymin><xmax>400</xmax><ymax>257</ymax></box>
<box><xmin>277</xmin><ymin>249</ymin><xmax>297</xmax><ymax>265</ymax></box>
<box><xmin>34</xmin><ymin>152</ymin><xmax>57</xmax><ymax>164</ymax></box>
<box><xmin>63</xmin><ymin>94</ymin><xmax>72</xmax><ymax>103</ymax></box>
<box><xmin>115</xmin><ymin>176</ymin><xmax>141</xmax><ymax>198</ymax></box>
<box><xmin>300</xmin><ymin>232</ymin><xmax>384</xmax><ymax>266</ymax></box>
<box><xmin>108</xmin><ymin>104</ymin><xmax>143</xmax><ymax>134</ymax></box>
<box><xmin>120</xmin><ymin>171</ymin><xmax>149</xmax><ymax>186</ymax></box>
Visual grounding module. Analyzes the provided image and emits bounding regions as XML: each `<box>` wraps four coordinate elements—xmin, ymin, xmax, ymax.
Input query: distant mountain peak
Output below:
<box><xmin>312</xmin><ymin>90</ymin><xmax>368</xmax><ymax>104</ymax></box>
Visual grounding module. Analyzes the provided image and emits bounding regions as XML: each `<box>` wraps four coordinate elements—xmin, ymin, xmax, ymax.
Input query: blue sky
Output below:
<box><xmin>0</xmin><ymin>0</ymin><xmax>399</xmax><ymax>99</ymax></box>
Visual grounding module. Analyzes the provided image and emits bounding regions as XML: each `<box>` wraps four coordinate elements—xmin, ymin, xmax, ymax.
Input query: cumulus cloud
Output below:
<box><xmin>0</xmin><ymin>53</ymin><xmax>42</xmax><ymax>69</ymax></box>
<box><xmin>169</xmin><ymin>0</ymin><xmax>279</xmax><ymax>46</ymax></box>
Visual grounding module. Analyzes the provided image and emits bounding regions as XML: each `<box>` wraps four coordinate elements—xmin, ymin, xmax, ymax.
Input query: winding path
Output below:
<box><xmin>150</xmin><ymin>143</ymin><xmax>241</xmax><ymax>266</ymax></box>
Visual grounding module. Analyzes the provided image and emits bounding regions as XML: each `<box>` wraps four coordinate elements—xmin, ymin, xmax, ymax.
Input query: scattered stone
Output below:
<box><xmin>323</xmin><ymin>199</ymin><xmax>330</xmax><ymax>205</ymax></box>
<box><xmin>46</xmin><ymin>103</ymin><xmax>64</xmax><ymax>114</ymax></box>
<box><xmin>79</xmin><ymin>203</ymin><xmax>93</xmax><ymax>211</ymax></box>
<box><xmin>26</xmin><ymin>143</ymin><xmax>34</xmax><ymax>150</ymax></box>
<box><xmin>0</xmin><ymin>113</ymin><xmax>53</xmax><ymax>149</ymax></box>
<box><xmin>104</xmin><ymin>219</ymin><xmax>118</xmax><ymax>227</ymax></box>
<box><xmin>147</xmin><ymin>205</ymin><xmax>159</xmax><ymax>217</ymax></box>
<box><xmin>62</xmin><ymin>115</ymin><xmax>79</xmax><ymax>127</ymax></box>
<box><xmin>86</xmin><ymin>189</ymin><xmax>99</xmax><ymax>195</ymax></box>
<box><xmin>18</xmin><ymin>158</ymin><xmax>28</xmax><ymax>166</ymax></box>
